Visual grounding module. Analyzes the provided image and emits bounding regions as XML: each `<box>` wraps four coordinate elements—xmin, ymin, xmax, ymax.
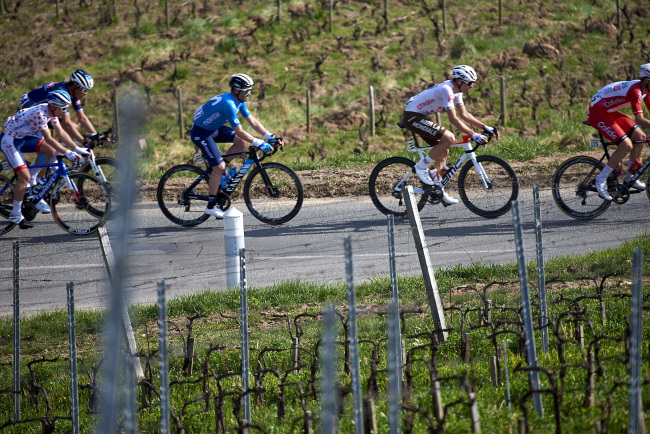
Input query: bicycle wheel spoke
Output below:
<box><xmin>243</xmin><ymin>162</ymin><xmax>303</xmax><ymax>225</ymax></box>
<box><xmin>157</xmin><ymin>165</ymin><xmax>211</xmax><ymax>226</ymax></box>
<box><xmin>458</xmin><ymin>155</ymin><xmax>518</xmax><ymax>218</ymax></box>
<box><xmin>368</xmin><ymin>156</ymin><xmax>427</xmax><ymax>217</ymax></box>
<box><xmin>0</xmin><ymin>175</ymin><xmax>17</xmax><ymax>235</ymax></box>
<box><xmin>552</xmin><ymin>156</ymin><xmax>610</xmax><ymax>219</ymax></box>
<box><xmin>51</xmin><ymin>173</ymin><xmax>110</xmax><ymax>235</ymax></box>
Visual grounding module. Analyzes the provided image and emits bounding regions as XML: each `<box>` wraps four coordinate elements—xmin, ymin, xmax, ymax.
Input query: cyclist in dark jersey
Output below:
<box><xmin>191</xmin><ymin>73</ymin><xmax>280</xmax><ymax>219</ymax></box>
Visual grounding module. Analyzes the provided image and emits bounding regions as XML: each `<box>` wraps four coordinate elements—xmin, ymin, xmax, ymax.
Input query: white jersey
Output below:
<box><xmin>3</xmin><ymin>104</ymin><xmax>60</xmax><ymax>139</ymax></box>
<box><xmin>404</xmin><ymin>80</ymin><xmax>464</xmax><ymax>116</ymax></box>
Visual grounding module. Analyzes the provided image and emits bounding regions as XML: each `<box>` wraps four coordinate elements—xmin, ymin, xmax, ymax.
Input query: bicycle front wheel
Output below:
<box><xmin>0</xmin><ymin>175</ymin><xmax>17</xmax><ymax>236</ymax></box>
<box><xmin>458</xmin><ymin>155</ymin><xmax>518</xmax><ymax>218</ymax></box>
<box><xmin>157</xmin><ymin>164</ymin><xmax>211</xmax><ymax>226</ymax></box>
<box><xmin>552</xmin><ymin>156</ymin><xmax>610</xmax><ymax>219</ymax></box>
<box><xmin>243</xmin><ymin>162</ymin><xmax>303</xmax><ymax>225</ymax></box>
<box><xmin>50</xmin><ymin>173</ymin><xmax>111</xmax><ymax>235</ymax></box>
<box><xmin>80</xmin><ymin>157</ymin><xmax>125</xmax><ymax>215</ymax></box>
<box><xmin>368</xmin><ymin>157</ymin><xmax>428</xmax><ymax>218</ymax></box>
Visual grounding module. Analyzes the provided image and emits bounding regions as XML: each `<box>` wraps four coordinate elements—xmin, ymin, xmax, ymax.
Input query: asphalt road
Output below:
<box><xmin>1</xmin><ymin>188</ymin><xmax>648</xmax><ymax>316</ymax></box>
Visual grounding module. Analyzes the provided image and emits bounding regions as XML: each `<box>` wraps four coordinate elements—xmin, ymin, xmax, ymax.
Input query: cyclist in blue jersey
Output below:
<box><xmin>20</xmin><ymin>68</ymin><xmax>100</xmax><ymax>147</ymax></box>
<box><xmin>191</xmin><ymin>73</ymin><xmax>281</xmax><ymax>219</ymax></box>
<box><xmin>1</xmin><ymin>90</ymin><xmax>82</xmax><ymax>228</ymax></box>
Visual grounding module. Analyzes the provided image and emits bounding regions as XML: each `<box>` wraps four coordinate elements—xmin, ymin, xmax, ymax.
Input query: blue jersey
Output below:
<box><xmin>192</xmin><ymin>92</ymin><xmax>250</xmax><ymax>132</ymax></box>
<box><xmin>22</xmin><ymin>82</ymin><xmax>83</xmax><ymax>112</ymax></box>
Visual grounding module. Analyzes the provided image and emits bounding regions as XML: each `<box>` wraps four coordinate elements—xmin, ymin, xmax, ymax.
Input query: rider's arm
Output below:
<box><xmin>232</xmin><ymin>124</ymin><xmax>260</xmax><ymax>144</ymax></box>
<box><xmin>456</xmin><ymin>105</ymin><xmax>488</xmax><ymax>130</ymax></box>
<box><xmin>74</xmin><ymin>109</ymin><xmax>97</xmax><ymax>135</ymax></box>
<box><xmin>59</xmin><ymin>114</ymin><xmax>86</xmax><ymax>143</ymax></box>
<box><xmin>633</xmin><ymin>113</ymin><xmax>650</xmax><ymax>130</ymax></box>
<box><xmin>243</xmin><ymin>114</ymin><xmax>272</xmax><ymax>137</ymax></box>
<box><xmin>52</xmin><ymin>122</ymin><xmax>78</xmax><ymax>150</ymax></box>
<box><xmin>446</xmin><ymin>107</ymin><xmax>477</xmax><ymax>136</ymax></box>
<box><xmin>41</xmin><ymin>127</ymin><xmax>74</xmax><ymax>155</ymax></box>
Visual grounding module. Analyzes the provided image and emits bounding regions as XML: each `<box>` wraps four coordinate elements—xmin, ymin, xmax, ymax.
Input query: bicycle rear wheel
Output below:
<box><xmin>80</xmin><ymin>157</ymin><xmax>125</xmax><ymax>215</ymax></box>
<box><xmin>0</xmin><ymin>175</ymin><xmax>17</xmax><ymax>236</ymax></box>
<box><xmin>458</xmin><ymin>155</ymin><xmax>518</xmax><ymax>218</ymax></box>
<box><xmin>50</xmin><ymin>173</ymin><xmax>111</xmax><ymax>235</ymax></box>
<box><xmin>157</xmin><ymin>164</ymin><xmax>211</xmax><ymax>226</ymax></box>
<box><xmin>552</xmin><ymin>156</ymin><xmax>610</xmax><ymax>219</ymax></box>
<box><xmin>368</xmin><ymin>157</ymin><xmax>427</xmax><ymax>218</ymax></box>
<box><xmin>243</xmin><ymin>162</ymin><xmax>304</xmax><ymax>225</ymax></box>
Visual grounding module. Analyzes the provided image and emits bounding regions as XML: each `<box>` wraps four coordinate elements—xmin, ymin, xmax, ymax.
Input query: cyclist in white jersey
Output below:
<box><xmin>1</xmin><ymin>90</ymin><xmax>81</xmax><ymax>228</ymax></box>
<box><xmin>589</xmin><ymin>63</ymin><xmax>650</xmax><ymax>200</ymax></box>
<box><xmin>402</xmin><ymin>65</ymin><xmax>498</xmax><ymax>205</ymax></box>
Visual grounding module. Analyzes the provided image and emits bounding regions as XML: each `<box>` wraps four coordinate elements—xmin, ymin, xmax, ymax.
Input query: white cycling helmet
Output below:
<box><xmin>229</xmin><ymin>73</ymin><xmax>254</xmax><ymax>89</ymax></box>
<box><xmin>640</xmin><ymin>63</ymin><xmax>650</xmax><ymax>79</ymax></box>
<box><xmin>46</xmin><ymin>90</ymin><xmax>72</xmax><ymax>108</ymax></box>
<box><xmin>452</xmin><ymin>65</ymin><xmax>478</xmax><ymax>83</ymax></box>
<box><xmin>70</xmin><ymin>68</ymin><xmax>94</xmax><ymax>90</ymax></box>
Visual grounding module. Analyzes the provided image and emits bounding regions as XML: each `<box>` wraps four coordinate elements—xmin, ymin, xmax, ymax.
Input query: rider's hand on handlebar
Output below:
<box><xmin>483</xmin><ymin>125</ymin><xmax>499</xmax><ymax>140</ymax></box>
<box><xmin>65</xmin><ymin>150</ymin><xmax>80</xmax><ymax>161</ymax></box>
<box><xmin>258</xmin><ymin>142</ymin><xmax>273</xmax><ymax>153</ymax></box>
<box><xmin>73</xmin><ymin>145</ymin><xmax>90</xmax><ymax>156</ymax></box>
<box><xmin>472</xmin><ymin>133</ymin><xmax>488</xmax><ymax>144</ymax></box>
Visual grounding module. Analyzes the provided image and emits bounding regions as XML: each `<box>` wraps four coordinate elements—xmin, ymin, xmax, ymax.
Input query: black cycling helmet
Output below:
<box><xmin>229</xmin><ymin>73</ymin><xmax>254</xmax><ymax>90</ymax></box>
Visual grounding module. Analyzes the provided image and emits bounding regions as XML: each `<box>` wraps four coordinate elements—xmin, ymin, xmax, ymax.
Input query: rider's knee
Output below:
<box><xmin>619</xmin><ymin>138</ymin><xmax>633</xmax><ymax>152</ymax></box>
<box><xmin>212</xmin><ymin>161</ymin><xmax>226</xmax><ymax>172</ymax></box>
<box><xmin>440</xmin><ymin>130</ymin><xmax>455</xmax><ymax>146</ymax></box>
<box><xmin>632</xmin><ymin>129</ymin><xmax>647</xmax><ymax>142</ymax></box>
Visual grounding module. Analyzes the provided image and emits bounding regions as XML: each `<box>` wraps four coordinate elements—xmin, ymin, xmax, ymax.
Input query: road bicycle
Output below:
<box><xmin>73</xmin><ymin>128</ymin><xmax>122</xmax><ymax>214</ymax></box>
<box><xmin>157</xmin><ymin>140</ymin><xmax>304</xmax><ymax>226</ymax></box>
<box><xmin>0</xmin><ymin>156</ymin><xmax>111</xmax><ymax>236</ymax></box>
<box><xmin>552</xmin><ymin>120</ymin><xmax>650</xmax><ymax>220</ymax></box>
<box><xmin>368</xmin><ymin>123</ymin><xmax>519</xmax><ymax>218</ymax></box>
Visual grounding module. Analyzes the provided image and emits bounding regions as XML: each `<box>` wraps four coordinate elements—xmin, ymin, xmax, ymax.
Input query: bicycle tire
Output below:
<box><xmin>368</xmin><ymin>156</ymin><xmax>427</xmax><ymax>217</ymax></box>
<box><xmin>0</xmin><ymin>175</ymin><xmax>17</xmax><ymax>236</ymax></box>
<box><xmin>458</xmin><ymin>155</ymin><xmax>518</xmax><ymax>218</ymax></box>
<box><xmin>243</xmin><ymin>162</ymin><xmax>304</xmax><ymax>225</ymax></box>
<box><xmin>552</xmin><ymin>156</ymin><xmax>610</xmax><ymax>220</ymax></box>
<box><xmin>79</xmin><ymin>157</ymin><xmax>125</xmax><ymax>215</ymax></box>
<box><xmin>50</xmin><ymin>173</ymin><xmax>111</xmax><ymax>235</ymax></box>
<box><xmin>157</xmin><ymin>164</ymin><xmax>211</xmax><ymax>226</ymax></box>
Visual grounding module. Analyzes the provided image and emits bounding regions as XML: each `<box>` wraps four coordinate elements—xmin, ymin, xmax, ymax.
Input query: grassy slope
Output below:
<box><xmin>1</xmin><ymin>0</ymin><xmax>649</xmax><ymax>177</ymax></box>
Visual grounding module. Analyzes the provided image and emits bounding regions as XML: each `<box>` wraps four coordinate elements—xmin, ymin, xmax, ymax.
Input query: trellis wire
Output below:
<box><xmin>239</xmin><ymin>247</ymin><xmax>251</xmax><ymax>424</ymax></box>
<box><xmin>157</xmin><ymin>280</ymin><xmax>170</xmax><ymax>434</ymax></box>
<box><xmin>13</xmin><ymin>240</ymin><xmax>20</xmax><ymax>423</ymax></box>
<box><xmin>533</xmin><ymin>186</ymin><xmax>549</xmax><ymax>353</ymax></box>
<box><xmin>344</xmin><ymin>236</ymin><xmax>364</xmax><ymax>433</ymax></box>
<box><xmin>66</xmin><ymin>282</ymin><xmax>80</xmax><ymax>434</ymax></box>
<box><xmin>511</xmin><ymin>200</ymin><xmax>543</xmax><ymax>417</ymax></box>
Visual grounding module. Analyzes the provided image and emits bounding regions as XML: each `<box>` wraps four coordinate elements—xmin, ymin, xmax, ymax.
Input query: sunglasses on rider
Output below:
<box><xmin>238</xmin><ymin>88</ymin><xmax>252</xmax><ymax>95</ymax></box>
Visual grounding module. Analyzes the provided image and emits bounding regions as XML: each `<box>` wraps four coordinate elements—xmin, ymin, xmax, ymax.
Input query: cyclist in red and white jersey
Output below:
<box><xmin>1</xmin><ymin>90</ymin><xmax>81</xmax><ymax>228</ymax></box>
<box><xmin>589</xmin><ymin>63</ymin><xmax>650</xmax><ymax>200</ymax></box>
<box><xmin>402</xmin><ymin>65</ymin><xmax>499</xmax><ymax>205</ymax></box>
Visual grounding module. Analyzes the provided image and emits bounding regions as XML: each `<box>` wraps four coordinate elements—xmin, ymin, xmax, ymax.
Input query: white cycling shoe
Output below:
<box><xmin>35</xmin><ymin>199</ymin><xmax>51</xmax><ymax>213</ymax></box>
<box><xmin>595</xmin><ymin>178</ymin><xmax>612</xmax><ymax>201</ymax></box>
<box><xmin>204</xmin><ymin>206</ymin><xmax>224</xmax><ymax>219</ymax></box>
<box><xmin>626</xmin><ymin>179</ymin><xmax>646</xmax><ymax>190</ymax></box>
<box><xmin>414</xmin><ymin>164</ymin><xmax>435</xmax><ymax>185</ymax></box>
<box><xmin>436</xmin><ymin>184</ymin><xmax>459</xmax><ymax>205</ymax></box>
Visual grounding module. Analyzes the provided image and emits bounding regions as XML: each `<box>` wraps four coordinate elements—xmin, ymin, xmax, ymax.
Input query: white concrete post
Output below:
<box><xmin>224</xmin><ymin>208</ymin><xmax>245</xmax><ymax>288</ymax></box>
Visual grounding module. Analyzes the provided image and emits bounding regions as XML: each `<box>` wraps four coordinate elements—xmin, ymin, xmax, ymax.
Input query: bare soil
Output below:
<box><xmin>137</xmin><ymin>153</ymin><xmax>576</xmax><ymax>202</ymax></box>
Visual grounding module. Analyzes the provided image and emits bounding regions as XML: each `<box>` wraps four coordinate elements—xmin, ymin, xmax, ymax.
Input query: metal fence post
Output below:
<box><xmin>629</xmin><ymin>248</ymin><xmax>645</xmax><ymax>434</ymax></box>
<box><xmin>503</xmin><ymin>341</ymin><xmax>512</xmax><ymax>414</ymax></box>
<box><xmin>533</xmin><ymin>186</ymin><xmax>549</xmax><ymax>353</ymax></box>
<box><xmin>13</xmin><ymin>240</ymin><xmax>20</xmax><ymax>422</ymax></box>
<box><xmin>511</xmin><ymin>200</ymin><xmax>543</xmax><ymax>417</ymax></box>
<box><xmin>387</xmin><ymin>301</ymin><xmax>402</xmax><ymax>434</ymax></box>
<box><xmin>320</xmin><ymin>305</ymin><xmax>338</xmax><ymax>433</ymax></box>
<box><xmin>387</xmin><ymin>215</ymin><xmax>399</xmax><ymax>303</ymax></box>
<box><xmin>344</xmin><ymin>236</ymin><xmax>364</xmax><ymax>433</ymax></box>
<box><xmin>239</xmin><ymin>248</ymin><xmax>251</xmax><ymax>425</ymax></box>
<box><xmin>67</xmin><ymin>282</ymin><xmax>80</xmax><ymax>434</ymax></box>
<box><xmin>157</xmin><ymin>280</ymin><xmax>170</xmax><ymax>434</ymax></box>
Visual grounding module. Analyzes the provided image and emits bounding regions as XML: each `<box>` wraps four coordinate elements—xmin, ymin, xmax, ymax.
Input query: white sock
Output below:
<box><xmin>12</xmin><ymin>200</ymin><xmax>22</xmax><ymax>215</ymax></box>
<box><xmin>417</xmin><ymin>156</ymin><xmax>433</xmax><ymax>170</ymax></box>
<box><xmin>596</xmin><ymin>165</ymin><xmax>613</xmax><ymax>182</ymax></box>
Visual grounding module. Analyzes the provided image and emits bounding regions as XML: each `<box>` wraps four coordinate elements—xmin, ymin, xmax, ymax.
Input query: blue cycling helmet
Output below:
<box><xmin>45</xmin><ymin>89</ymin><xmax>72</xmax><ymax>108</ymax></box>
<box><xmin>70</xmin><ymin>68</ymin><xmax>94</xmax><ymax>90</ymax></box>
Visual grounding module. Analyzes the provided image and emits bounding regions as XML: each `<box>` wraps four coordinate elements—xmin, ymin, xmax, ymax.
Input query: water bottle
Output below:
<box><xmin>228</xmin><ymin>166</ymin><xmax>238</xmax><ymax>179</ymax></box>
<box><xmin>628</xmin><ymin>158</ymin><xmax>642</xmax><ymax>174</ymax></box>
<box><xmin>614</xmin><ymin>163</ymin><xmax>624</xmax><ymax>177</ymax></box>
<box><xmin>220</xmin><ymin>166</ymin><xmax>237</xmax><ymax>189</ymax></box>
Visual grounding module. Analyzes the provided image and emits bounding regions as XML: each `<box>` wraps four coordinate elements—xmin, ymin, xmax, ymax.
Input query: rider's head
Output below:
<box><xmin>45</xmin><ymin>89</ymin><xmax>71</xmax><ymax>114</ymax></box>
<box><xmin>69</xmin><ymin>68</ymin><xmax>94</xmax><ymax>98</ymax></box>
<box><xmin>229</xmin><ymin>73</ymin><xmax>254</xmax><ymax>102</ymax></box>
<box><xmin>451</xmin><ymin>65</ymin><xmax>478</xmax><ymax>91</ymax></box>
